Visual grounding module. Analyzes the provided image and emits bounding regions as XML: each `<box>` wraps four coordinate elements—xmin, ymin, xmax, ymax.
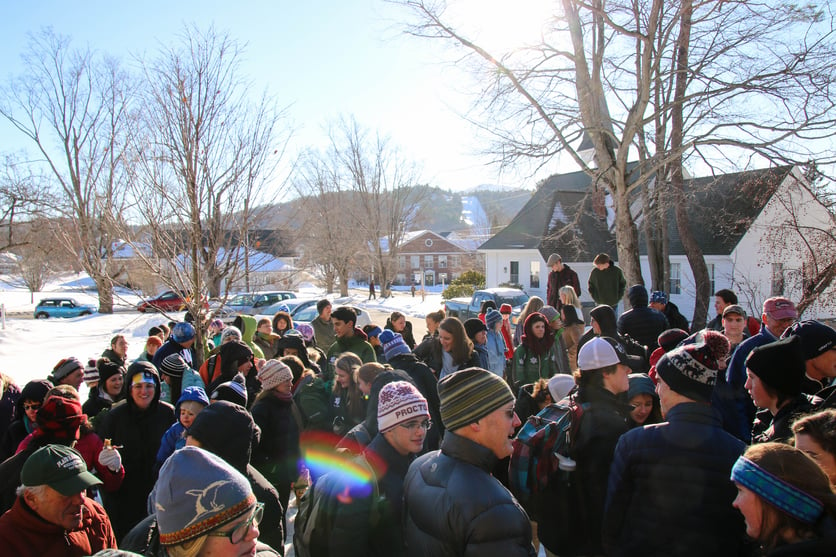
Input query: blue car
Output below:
<box><xmin>34</xmin><ymin>297</ymin><xmax>97</xmax><ymax>319</ymax></box>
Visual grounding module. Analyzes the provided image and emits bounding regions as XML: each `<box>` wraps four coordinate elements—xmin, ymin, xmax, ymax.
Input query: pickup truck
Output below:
<box><xmin>444</xmin><ymin>288</ymin><xmax>530</xmax><ymax>327</ymax></box>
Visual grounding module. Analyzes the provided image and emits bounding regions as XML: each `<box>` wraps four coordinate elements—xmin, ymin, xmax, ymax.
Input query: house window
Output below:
<box><xmin>410</xmin><ymin>256</ymin><xmax>420</xmax><ymax>269</ymax></box>
<box><xmin>670</xmin><ymin>263</ymin><xmax>681</xmax><ymax>295</ymax></box>
<box><xmin>707</xmin><ymin>263</ymin><xmax>715</xmax><ymax>294</ymax></box>
<box><xmin>438</xmin><ymin>255</ymin><xmax>447</xmax><ymax>269</ymax></box>
<box><xmin>510</xmin><ymin>261</ymin><xmax>519</xmax><ymax>284</ymax></box>
<box><xmin>450</xmin><ymin>255</ymin><xmax>461</xmax><ymax>268</ymax></box>
<box><xmin>424</xmin><ymin>238</ymin><xmax>433</xmax><ymax>247</ymax></box>
<box><xmin>771</xmin><ymin>263</ymin><xmax>785</xmax><ymax>296</ymax></box>
<box><xmin>398</xmin><ymin>256</ymin><xmax>406</xmax><ymax>270</ymax></box>
<box><xmin>424</xmin><ymin>255</ymin><xmax>434</xmax><ymax>268</ymax></box>
<box><xmin>530</xmin><ymin>261</ymin><xmax>540</xmax><ymax>288</ymax></box>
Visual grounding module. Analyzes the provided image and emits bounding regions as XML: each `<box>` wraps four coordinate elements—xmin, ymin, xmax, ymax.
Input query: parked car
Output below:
<box><xmin>34</xmin><ymin>298</ymin><xmax>97</xmax><ymax>319</ymax></box>
<box><xmin>137</xmin><ymin>290</ymin><xmax>208</xmax><ymax>313</ymax></box>
<box><xmin>255</xmin><ymin>297</ymin><xmax>316</xmax><ymax>318</ymax></box>
<box><xmin>292</xmin><ymin>303</ymin><xmax>372</xmax><ymax>329</ymax></box>
<box><xmin>444</xmin><ymin>288</ymin><xmax>530</xmax><ymax>326</ymax></box>
<box><xmin>215</xmin><ymin>291</ymin><xmax>297</xmax><ymax>318</ymax></box>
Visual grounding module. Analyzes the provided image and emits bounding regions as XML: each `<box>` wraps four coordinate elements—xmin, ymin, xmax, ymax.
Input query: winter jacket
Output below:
<box><xmin>751</xmin><ymin>394</ymin><xmax>821</xmax><ymax>444</ymax></box>
<box><xmin>546</xmin><ymin>264</ymin><xmax>581</xmax><ymax>309</ymax></box>
<box><xmin>501</xmin><ymin>321</ymin><xmax>514</xmax><ymax>359</ymax></box>
<box><xmin>328</xmin><ymin>434</ymin><xmax>414</xmax><ymax>557</ymax></box>
<box><xmin>578</xmin><ymin>305</ymin><xmax>649</xmax><ymax>373</ymax></box>
<box><xmin>414</xmin><ymin>336</ymin><xmax>443</xmax><ymax>375</ymax></box>
<box><xmin>538</xmin><ymin>384</ymin><xmax>631</xmax><ymax>556</ymax></box>
<box><xmin>101</xmin><ymin>348</ymin><xmax>126</xmax><ymax>367</ymax></box>
<box><xmin>617</xmin><ymin>285</ymin><xmax>670</xmax><ymax>351</ymax></box>
<box><xmin>203</xmin><ymin>341</ymin><xmax>256</xmax><ymax>393</ymax></box>
<box><xmin>254</xmin><ymin>331</ymin><xmax>282</xmax><ymax>360</ymax></box>
<box><xmin>561</xmin><ymin>322</ymin><xmax>584</xmax><ymax>371</ymax></box>
<box><xmin>512</xmin><ymin>343</ymin><xmax>557</xmax><ymax>389</ymax></box>
<box><xmin>154</xmin><ymin>386</ymin><xmax>210</xmax><ymax>471</ymax></box>
<box><xmin>765</xmin><ymin>519</ymin><xmax>836</xmax><ymax>556</ymax></box>
<box><xmin>151</xmin><ymin>338</ymin><xmax>197</xmax><ymax>370</ymax></box>
<box><xmin>97</xmin><ymin>367</ymin><xmax>175</xmax><ymax>541</ymax></box>
<box><xmin>121</xmin><ymin>513</ymin><xmax>281</xmax><ymax>557</ymax></box>
<box><xmin>292</xmin><ymin>373</ymin><xmax>332</xmax><ymax>431</ymax></box>
<box><xmin>326</xmin><ymin>333</ymin><xmax>377</xmax><ymax>376</ymax></box>
<box><xmin>484</xmin><ymin>329</ymin><xmax>507</xmax><ymax>377</ymax></box>
<box><xmin>473</xmin><ymin>342</ymin><xmax>490</xmax><ymax>370</ymax></box>
<box><xmin>312</xmin><ymin>315</ymin><xmax>336</xmax><ymax>349</ymax></box>
<box><xmin>0</xmin><ymin>495</ymin><xmax>116</xmax><ymax>557</ymax></box>
<box><xmin>82</xmin><ymin>388</ymin><xmax>117</xmax><ymax>422</ymax></box>
<box><xmin>385</xmin><ymin>318</ymin><xmax>417</xmax><ymax>350</ymax></box>
<box><xmin>603</xmin><ymin>402</ymin><xmax>747</xmax><ymax>557</ymax></box>
<box><xmin>0</xmin><ymin>375</ymin><xmax>20</xmax><ymax>443</ymax></box>
<box><xmin>251</xmin><ymin>392</ymin><xmax>301</xmax><ymax>496</ymax></box>
<box><xmin>403</xmin><ymin>432</ymin><xmax>536</xmax><ymax>557</ymax></box>
<box><xmin>230</xmin><ymin>314</ymin><xmax>266</xmax><ymax>360</ymax></box>
<box><xmin>588</xmin><ymin>261</ymin><xmax>627</xmax><ymax>307</ymax></box>
<box><xmin>1</xmin><ymin>379</ymin><xmax>50</xmax><ymax>460</ymax></box>
<box><xmin>718</xmin><ymin>324</ymin><xmax>780</xmax><ymax>442</ymax></box>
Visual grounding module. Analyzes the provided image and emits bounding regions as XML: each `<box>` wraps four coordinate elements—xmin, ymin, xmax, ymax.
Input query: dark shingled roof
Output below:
<box><xmin>481</xmin><ymin>164</ymin><xmax>793</xmax><ymax>260</ymax></box>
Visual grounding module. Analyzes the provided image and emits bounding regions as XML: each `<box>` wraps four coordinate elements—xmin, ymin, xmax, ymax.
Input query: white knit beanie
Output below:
<box><xmin>258</xmin><ymin>359</ymin><xmax>293</xmax><ymax>391</ymax></box>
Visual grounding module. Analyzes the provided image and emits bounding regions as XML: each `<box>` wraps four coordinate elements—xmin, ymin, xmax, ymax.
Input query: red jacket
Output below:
<box><xmin>0</xmin><ymin>496</ymin><xmax>117</xmax><ymax>557</ymax></box>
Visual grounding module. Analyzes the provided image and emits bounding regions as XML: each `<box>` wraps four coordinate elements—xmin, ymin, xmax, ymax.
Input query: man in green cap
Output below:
<box><xmin>0</xmin><ymin>444</ymin><xmax>117</xmax><ymax>556</ymax></box>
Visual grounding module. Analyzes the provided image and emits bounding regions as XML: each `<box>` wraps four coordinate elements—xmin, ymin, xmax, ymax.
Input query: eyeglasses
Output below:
<box><xmin>398</xmin><ymin>419</ymin><xmax>432</xmax><ymax>432</ymax></box>
<box><xmin>23</xmin><ymin>403</ymin><xmax>41</xmax><ymax>411</ymax></box>
<box><xmin>207</xmin><ymin>502</ymin><xmax>264</xmax><ymax>544</ymax></box>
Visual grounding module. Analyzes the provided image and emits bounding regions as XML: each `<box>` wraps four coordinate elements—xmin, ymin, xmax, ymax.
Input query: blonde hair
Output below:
<box><xmin>559</xmin><ymin>286</ymin><xmax>582</xmax><ymax>310</ymax></box>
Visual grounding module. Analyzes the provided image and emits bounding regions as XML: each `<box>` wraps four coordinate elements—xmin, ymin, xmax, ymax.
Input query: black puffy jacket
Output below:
<box><xmin>617</xmin><ymin>285</ymin><xmax>670</xmax><ymax>351</ymax></box>
<box><xmin>403</xmin><ymin>432</ymin><xmax>536</xmax><ymax>557</ymax></box>
<box><xmin>603</xmin><ymin>402</ymin><xmax>747</xmax><ymax>557</ymax></box>
<box><xmin>97</xmin><ymin>367</ymin><xmax>175</xmax><ymax>541</ymax></box>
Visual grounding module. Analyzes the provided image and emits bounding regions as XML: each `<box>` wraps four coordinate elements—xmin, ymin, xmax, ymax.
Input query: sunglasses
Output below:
<box><xmin>207</xmin><ymin>502</ymin><xmax>263</xmax><ymax>544</ymax></box>
<box><xmin>23</xmin><ymin>403</ymin><xmax>41</xmax><ymax>411</ymax></box>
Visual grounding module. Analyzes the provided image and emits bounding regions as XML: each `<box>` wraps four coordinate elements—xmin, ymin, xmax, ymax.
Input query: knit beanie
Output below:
<box><xmin>438</xmin><ymin>367</ymin><xmax>514</xmax><ymax>432</ymax></box>
<box><xmin>628</xmin><ymin>373</ymin><xmax>657</xmax><ymax>400</ymax></box>
<box><xmin>782</xmin><ymin>320</ymin><xmax>836</xmax><ymax>360</ymax></box>
<box><xmin>657</xmin><ymin>329</ymin><xmax>689</xmax><ymax>353</ymax></box>
<box><xmin>146</xmin><ymin>336</ymin><xmax>163</xmax><ymax>349</ymax></box>
<box><xmin>258</xmin><ymin>359</ymin><xmax>293</xmax><ymax>391</ymax></box>
<box><xmin>97</xmin><ymin>359</ymin><xmax>125</xmax><ymax>384</ymax></box>
<box><xmin>655</xmin><ymin>334</ymin><xmax>729</xmax><ymax>402</ymax></box>
<box><xmin>19</xmin><ymin>380</ymin><xmax>52</xmax><ymax>408</ymax></box>
<box><xmin>211</xmin><ymin>374</ymin><xmax>248</xmax><ymax>407</ymax></box>
<box><xmin>294</xmin><ymin>323</ymin><xmax>314</xmax><ymax>344</ymax></box>
<box><xmin>83</xmin><ymin>359</ymin><xmax>99</xmax><ymax>387</ymax></box>
<box><xmin>51</xmin><ymin>357</ymin><xmax>82</xmax><ymax>382</ymax></box>
<box><xmin>171</xmin><ymin>322</ymin><xmax>196</xmax><ymax>343</ymax></box>
<box><xmin>485</xmin><ymin>308</ymin><xmax>502</xmax><ymax>330</ymax></box>
<box><xmin>539</xmin><ymin>305</ymin><xmax>559</xmax><ymax>324</ymax></box>
<box><xmin>155</xmin><ymin>446</ymin><xmax>256</xmax><ymax>546</ymax></box>
<box><xmin>36</xmin><ymin>395</ymin><xmax>86</xmax><ymax>439</ymax></box>
<box><xmin>548</xmin><ymin>374</ymin><xmax>576</xmax><ymax>402</ymax></box>
<box><xmin>127</xmin><ymin>361</ymin><xmax>158</xmax><ymax>387</ymax></box>
<box><xmin>500</xmin><ymin>303</ymin><xmax>513</xmax><ymax>315</ymax></box>
<box><xmin>746</xmin><ymin>336</ymin><xmax>805</xmax><ymax>396</ymax></box>
<box><xmin>160</xmin><ymin>354</ymin><xmax>188</xmax><ymax>378</ymax></box>
<box><xmin>377</xmin><ymin>381</ymin><xmax>429</xmax><ymax>432</ymax></box>
<box><xmin>221</xmin><ymin>326</ymin><xmax>243</xmax><ymax>343</ymax></box>
<box><xmin>464</xmin><ymin>318</ymin><xmax>488</xmax><ymax>341</ymax></box>
<box><xmin>380</xmin><ymin>330</ymin><xmax>411</xmax><ymax>361</ymax></box>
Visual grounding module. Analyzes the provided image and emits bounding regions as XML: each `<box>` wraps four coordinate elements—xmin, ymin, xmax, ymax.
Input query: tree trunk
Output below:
<box><xmin>671</xmin><ymin>0</ymin><xmax>710</xmax><ymax>329</ymax></box>
<box><xmin>612</xmin><ymin>174</ymin><xmax>644</xmax><ymax>288</ymax></box>
<box><xmin>95</xmin><ymin>277</ymin><xmax>114</xmax><ymax>314</ymax></box>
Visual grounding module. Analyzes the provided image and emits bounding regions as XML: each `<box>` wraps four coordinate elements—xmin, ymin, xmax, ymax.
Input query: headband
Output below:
<box><xmin>731</xmin><ymin>456</ymin><xmax>824</xmax><ymax>524</ymax></box>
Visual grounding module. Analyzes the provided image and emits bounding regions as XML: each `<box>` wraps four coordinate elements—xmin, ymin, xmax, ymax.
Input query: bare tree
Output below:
<box><xmin>128</xmin><ymin>25</ymin><xmax>290</xmax><ymax>359</ymax></box>
<box><xmin>0</xmin><ymin>154</ymin><xmax>44</xmax><ymax>254</ymax></box>
<box><xmin>0</xmin><ymin>29</ymin><xmax>132</xmax><ymax>312</ymax></box>
<box><xmin>396</xmin><ymin>0</ymin><xmax>836</xmax><ymax>327</ymax></box>
<box><xmin>328</xmin><ymin>117</ymin><xmax>426</xmax><ymax>293</ymax></box>
<box><xmin>12</xmin><ymin>220</ymin><xmax>63</xmax><ymax>302</ymax></box>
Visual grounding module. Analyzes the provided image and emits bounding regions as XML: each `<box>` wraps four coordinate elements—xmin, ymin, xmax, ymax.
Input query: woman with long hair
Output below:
<box><xmin>422</xmin><ymin>309</ymin><xmax>445</xmax><ymax>342</ymax></box>
<box><xmin>732</xmin><ymin>442</ymin><xmax>836</xmax><ymax>554</ymax></box>
<box><xmin>512</xmin><ymin>312</ymin><xmax>557</xmax><ymax>390</ymax></box>
<box><xmin>792</xmin><ymin>409</ymin><xmax>836</xmax><ymax>486</ymax></box>
<box><xmin>437</xmin><ymin>317</ymin><xmax>480</xmax><ymax>379</ymax></box>
<box><xmin>559</xmin><ymin>285</ymin><xmax>583</xmax><ymax>311</ymax></box>
<box><xmin>330</xmin><ymin>353</ymin><xmax>366</xmax><ymax>437</ymax></box>
<box><xmin>514</xmin><ymin>296</ymin><xmax>545</xmax><ymax>346</ymax></box>
<box><xmin>385</xmin><ymin>311</ymin><xmax>417</xmax><ymax>349</ymax></box>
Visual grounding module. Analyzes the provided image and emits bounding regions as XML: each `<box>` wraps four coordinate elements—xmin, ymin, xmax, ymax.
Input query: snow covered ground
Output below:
<box><xmin>0</xmin><ymin>273</ymin><xmax>445</xmax><ymax>394</ymax></box>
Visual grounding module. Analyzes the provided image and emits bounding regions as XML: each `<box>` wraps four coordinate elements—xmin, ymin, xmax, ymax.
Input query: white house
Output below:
<box><xmin>480</xmin><ymin>165</ymin><xmax>835</xmax><ymax>324</ymax></box>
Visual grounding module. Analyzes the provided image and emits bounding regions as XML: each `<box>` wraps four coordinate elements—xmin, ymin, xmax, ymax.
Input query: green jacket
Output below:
<box><xmin>235</xmin><ymin>314</ymin><xmax>265</xmax><ymax>360</ymax></box>
<box><xmin>588</xmin><ymin>263</ymin><xmax>627</xmax><ymax>306</ymax></box>
<box><xmin>312</xmin><ymin>316</ymin><xmax>336</xmax><ymax>349</ymax></box>
<box><xmin>512</xmin><ymin>343</ymin><xmax>557</xmax><ymax>389</ymax></box>
<box><xmin>326</xmin><ymin>334</ymin><xmax>377</xmax><ymax>379</ymax></box>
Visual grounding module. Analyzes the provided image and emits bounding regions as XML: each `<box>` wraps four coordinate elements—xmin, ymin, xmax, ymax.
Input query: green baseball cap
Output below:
<box><xmin>21</xmin><ymin>444</ymin><xmax>102</xmax><ymax>496</ymax></box>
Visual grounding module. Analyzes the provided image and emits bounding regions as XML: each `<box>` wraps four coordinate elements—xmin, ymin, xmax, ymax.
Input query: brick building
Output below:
<box><xmin>394</xmin><ymin>230</ymin><xmax>484</xmax><ymax>286</ymax></box>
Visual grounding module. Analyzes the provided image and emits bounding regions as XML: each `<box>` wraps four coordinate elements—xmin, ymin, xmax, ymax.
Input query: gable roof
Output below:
<box><xmin>481</xmin><ymin>164</ymin><xmax>794</xmax><ymax>260</ymax></box>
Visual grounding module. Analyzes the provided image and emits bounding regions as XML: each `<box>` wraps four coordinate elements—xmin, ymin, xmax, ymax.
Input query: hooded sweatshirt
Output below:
<box><xmin>155</xmin><ymin>386</ymin><xmax>209</xmax><ymax>471</ymax></box>
<box><xmin>617</xmin><ymin>286</ymin><xmax>669</xmax><ymax>351</ymax></box>
<box><xmin>233</xmin><ymin>315</ymin><xmax>266</xmax><ymax>359</ymax></box>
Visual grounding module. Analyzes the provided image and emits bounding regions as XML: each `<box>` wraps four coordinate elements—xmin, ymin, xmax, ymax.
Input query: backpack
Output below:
<box><xmin>508</xmin><ymin>396</ymin><xmax>589</xmax><ymax>510</ymax></box>
<box><xmin>293</xmin><ymin>455</ymin><xmax>383</xmax><ymax>557</ymax></box>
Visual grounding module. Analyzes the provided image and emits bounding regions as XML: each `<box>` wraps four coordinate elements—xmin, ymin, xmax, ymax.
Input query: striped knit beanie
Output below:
<box><xmin>438</xmin><ymin>367</ymin><xmax>514</xmax><ymax>432</ymax></box>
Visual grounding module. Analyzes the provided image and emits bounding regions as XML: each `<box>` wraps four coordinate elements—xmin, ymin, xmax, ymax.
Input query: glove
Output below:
<box><xmin>98</xmin><ymin>446</ymin><xmax>122</xmax><ymax>473</ymax></box>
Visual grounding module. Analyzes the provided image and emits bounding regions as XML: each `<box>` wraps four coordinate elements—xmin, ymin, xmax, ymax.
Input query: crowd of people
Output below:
<box><xmin>0</xmin><ymin>258</ymin><xmax>835</xmax><ymax>557</ymax></box>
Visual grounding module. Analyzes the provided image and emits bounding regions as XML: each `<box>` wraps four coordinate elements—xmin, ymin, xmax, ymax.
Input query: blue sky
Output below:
<box><xmin>0</xmin><ymin>0</ymin><xmax>558</xmax><ymax>192</ymax></box>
